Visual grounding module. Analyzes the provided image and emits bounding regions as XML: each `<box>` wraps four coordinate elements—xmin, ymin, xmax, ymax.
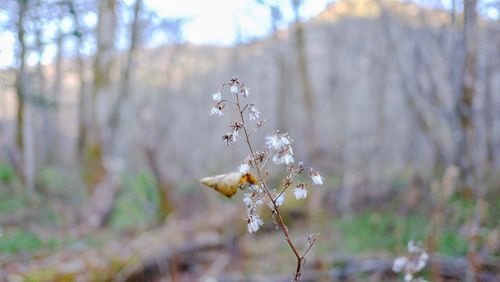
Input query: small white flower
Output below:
<box><xmin>222</xmin><ymin>132</ymin><xmax>235</xmax><ymax>146</ymax></box>
<box><xmin>293</xmin><ymin>186</ymin><xmax>308</xmax><ymax>200</ymax></box>
<box><xmin>249</xmin><ymin>184</ymin><xmax>261</xmax><ymax>193</ymax></box>
<box><xmin>247</xmin><ymin>215</ymin><xmax>264</xmax><ymax>233</ymax></box>
<box><xmin>212</xmin><ymin>91</ymin><xmax>222</xmax><ymax>101</ymax></box>
<box><xmin>229</xmin><ymin>121</ymin><xmax>243</xmax><ymax>141</ymax></box>
<box><xmin>241</xmin><ymin>85</ymin><xmax>249</xmax><ymax>97</ymax></box>
<box><xmin>239</xmin><ymin>163</ymin><xmax>250</xmax><ymax>174</ymax></box>
<box><xmin>393</xmin><ymin>241</ymin><xmax>428</xmax><ymax>281</ymax></box>
<box><xmin>272</xmin><ymin>145</ymin><xmax>294</xmax><ymax>165</ymax></box>
<box><xmin>255</xmin><ymin>198</ymin><xmax>264</xmax><ymax>206</ymax></box>
<box><xmin>275</xmin><ymin>193</ymin><xmax>285</xmax><ymax>206</ymax></box>
<box><xmin>243</xmin><ymin>193</ymin><xmax>251</xmax><ymax>206</ymax></box>
<box><xmin>392</xmin><ymin>256</ymin><xmax>408</xmax><ymax>273</ymax></box>
<box><xmin>273</xmin><ymin>153</ymin><xmax>294</xmax><ymax>165</ymax></box>
<box><xmin>310</xmin><ymin>169</ymin><xmax>324</xmax><ymax>185</ymax></box>
<box><xmin>416</xmin><ymin>252</ymin><xmax>429</xmax><ymax>271</ymax></box>
<box><xmin>248</xmin><ymin>104</ymin><xmax>260</xmax><ymax>121</ymax></box>
<box><xmin>265</xmin><ymin>131</ymin><xmax>291</xmax><ymax>150</ymax></box>
<box><xmin>243</xmin><ymin>192</ymin><xmax>264</xmax><ymax>209</ymax></box>
<box><xmin>231</xmin><ymin>85</ymin><xmax>238</xmax><ymax>95</ymax></box>
<box><xmin>210</xmin><ymin>107</ymin><xmax>224</xmax><ymax>117</ymax></box>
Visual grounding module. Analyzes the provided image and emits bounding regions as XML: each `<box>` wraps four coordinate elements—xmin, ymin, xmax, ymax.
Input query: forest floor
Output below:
<box><xmin>1</xmin><ymin>172</ymin><xmax>499</xmax><ymax>281</ymax></box>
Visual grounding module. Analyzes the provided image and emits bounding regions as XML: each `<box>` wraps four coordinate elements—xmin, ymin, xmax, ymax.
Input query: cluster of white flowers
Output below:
<box><xmin>265</xmin><ymin>131</ymin><xmax>295</xmax><ymax>166</ymax></box>
<box><xmin>265</xmin><ymin>131</ymin><xmax>291</xmax><ymax>150</ymax></box>
<box><xmin>243</xmin><ymin>184</ymin><xmax>266</xmax><ymax>233</ymax></box>
<box><xmin>392</xmin><ymin>240</ymin><xmax>429</xmax><ymax>282</ymax></box>
<box><xmin>209</xmin><ymin>77</ymin><xmax>325</xmax><ymax>234</ymax></box>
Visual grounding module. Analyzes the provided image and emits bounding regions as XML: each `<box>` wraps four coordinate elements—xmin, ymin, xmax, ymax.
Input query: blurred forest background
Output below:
<box><xmin>0</xmin><ymin>0</ymin><xmax>499</xmax><ymax>281</ymax></box>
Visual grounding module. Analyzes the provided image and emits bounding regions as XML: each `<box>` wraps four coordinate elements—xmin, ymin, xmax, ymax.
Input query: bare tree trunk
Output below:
<box><xmin>69</xmin><ymin>3</ymin><xmax>88</xmax><ymax>157</ymax></box>
<box><xmin>458</xmin><ymin>2</ymin><xmax>479</xmax><ymax>281</ymax></box>
<box><xmin>483</xmin><ymin>60</ymin><xmax>495</xmax><ymax>169</ymax></box>
<box><xmin>104</xmin><ymin>0</ymin><xmax>149</xmax><ymax>222</ymax></box>
<box><xmin>23</xmin><ymin>98</ymin><xmax>35</xmax><ymax>194</ymax></box>
<box><xmin>14</xmin><ymin>0</ymin><xmax>35</xmax><ymax>194</ymax></box>
<box><xmin>276</xmin><ymin>55</ymin><xmax>289</xmax><ymax>131</ymax></box>
<box><xmin>291</xmin><ymin>0</ymin><xmax>319</xmax><ymax>163</ymax></box>
<box><xmin>15</xmin><ymin>0</ymin><xmax>28</xmax><ymax>155</ymax></box>
<box><xmin>368</xmin><ymin>43</ymin><xmax>388</xmax><ymax>192</ymax></box>
<box><xmin>456</xmin><ymin>0</ymin><xmax>478</xmax><ymax>192</ymax></box>
<box><xmin>264</xmin><ymin>3</ymin><xmax>288</xmax><ymax>132</ymax></box>
<box><xmin>108</xmin><ymin>0</ymin><xmax>142</xmax><ymax>135</ymax></box>
<box><xmin>46</xmin><ymin>25</ymin><xmax>64</xmax><ymax>162</ymax></box>
<box><xmin>84</xmin><ymin>0</ymin><xmax>117</xmax><ymax>186</ymax></box>
<box><xmin>378</xmin><ymin>4</ymin><xmax>449</xmax><ymax>172</ymax></box>
<box><xmin>78</xmin><ymin>0</ymin><xmax>118</xmax><ymax>230</ymax></box>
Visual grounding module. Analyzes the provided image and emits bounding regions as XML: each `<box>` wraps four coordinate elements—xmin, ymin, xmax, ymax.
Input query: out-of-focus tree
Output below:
<box><xmin>459</xmin><ymin>1</ymin><xmax>480</xmax><ymax>281</ymax></box>
<box><xmin>13</xmin><ymin>0</ymin><xmax>36</xmax><ymax>194</ymax></box>
<box><xmin>14</xmin><ymin>0</ymin><xmax>27</xmax><ymax>156</ymax></box>
<box><xmin>69</xmin><ymin>1</ymin><xmax>92</xmax><ymax>157</ymax></box>
<box><xmin>256</xmin><ymin>0</ymin><xmax>290</xmax><ymax>132</ymax></box>
<box><xmin>78</xmin><ymin>0</ymin><xmax>119</xmax><ymax>230</ymax></box>
<box><xmin>291</xmin><ymin>0</ymin><xmax>320</xmax><ymax>163</ymax></box>
<box><xmin>109</xmin><ymin>0</ymin><xmax>142</xmax><ymax>135</ymax></box>
<box><xmin>84</xmin><ymin>0</ymin><xmax>117</xmax><ymax>187</ymax></box>
<box><xmin>483</xmin><ymin>29</ymin><xmax>498</xmax><ymax>169</ymax></box>
<box><xmin>456</xmin><ymin>0</ymin><xmax>478</xmax><ymax>192</ymax></box>
<box><xmin>136</xmin><ymin>15</ymin><xmax>189</xmax><ymax>222</ymax></box>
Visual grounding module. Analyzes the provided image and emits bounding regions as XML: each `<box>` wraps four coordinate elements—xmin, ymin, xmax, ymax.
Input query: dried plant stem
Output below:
<box><xmin>235</xmin><ymin>94</ymin><xmax>307</xmax><ymax>281</ymax></box>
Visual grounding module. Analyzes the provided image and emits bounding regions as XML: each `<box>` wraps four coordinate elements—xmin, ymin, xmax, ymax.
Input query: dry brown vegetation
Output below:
<box><xmin>0</xmin><ymin>0</ymin><xmax>499</xmax><ymax>281</ymax></box>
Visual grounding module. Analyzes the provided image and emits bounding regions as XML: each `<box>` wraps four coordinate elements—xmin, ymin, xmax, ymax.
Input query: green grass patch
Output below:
<box><xmin>332</xmin><ymin>212</ymin><xmax>427</xmax><ymax>253</ymax></box>
<box><xmin>0</xmin><ymin>229</ymin><xmax>61</xmax><ymax>254</ymax></box>
<box><xmin>331</xmin><ymin>211</ymin><xmax>468</xmax><ymax>256</ymax></box>
<box><xmin>0</xmin><ymin>163</ymin><xmax>16</xmax><ymax>183</ymax></box>
<box><xmin>109</xmin><ymin>171</ymin><xmax>160</xmax><ymax>230</ymax></box>
<box><xmin>0</xmin><ymin>191</ymin><xmax>29</xmax><ymax>213</ymax></box>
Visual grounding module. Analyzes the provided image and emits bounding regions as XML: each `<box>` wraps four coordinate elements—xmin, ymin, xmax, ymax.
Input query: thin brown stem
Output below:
<box><xmin>240</xmin><ymin>104</ymin><xmax>249</xmax><ymax>113</ymax></box>
<box><xmin>275</xmin><ymin>170</ymin><xmax>301</xmax><ymax>200</ymax></box>
<box><xmin>235</xmin><ymin>93</ymin><xmax>304</xmax><ymax>280</ymax></box>
<box><xmin>301</xmin><ymin>236</ymin><xmax>319</xmax><ymax>259</ymax></box>
<box><xmin>219</xmin><ymin>99</ymin><xmax>237</xmax><ymax>106</ymax></box>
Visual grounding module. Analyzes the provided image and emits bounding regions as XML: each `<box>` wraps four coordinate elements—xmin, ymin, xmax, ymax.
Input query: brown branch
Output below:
<box><xmin>235</xmin><ymin>92</ymin><xmax>305</xmax><ymax>281</ymax></box>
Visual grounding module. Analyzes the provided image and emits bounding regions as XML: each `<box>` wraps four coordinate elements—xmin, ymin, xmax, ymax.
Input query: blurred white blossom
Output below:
<box><xmin>275</xmin><ymin>193</ymin><xmax>285</xmax><ymax>206</ymax></box>
<box><xmin>265</xmin><ymin>131</ymin><xmax>291</xmax><ymax>150</ymax></box>
<box><xmin>247</xmin><ymin>215</ymin><xmax>264</xmax><ymax>233</ymax></box>
<box><xmin>392</xmin><ymin>240</ymin><xmax>429</xmax><ymax>282</ymax></box>
<box><xmin>310</xmin><ymin>169</ymin><xmax>324</xmax><ymax>185</ymax></box>
<box><xmin>210</xmin><ymin>107</ymin><xmax>223</xmax><ymax>117</ymax></box>
<box><xmin>248</xmin><ymin>104</ymin><xmax>260</xmax><ymax>120</ymax></box>
<box><xmin>212</xmin><ymin>91</ymin><xmax>222</xmax><ymax>101</ymax></box>
<box><xmin>231</xmin><ymin>85</ymin><xmax>238</xmax><ymax>95</ymax></box>
<box><xmin>239</xmin><ymin>163</ymin><xmax>250</xmax><ymax>174</ymax></box>
<box><xmin>222</xmin><ymin>132</ymin><xmax>236</xmax><ymax>146</ymax></box>
<box><xmin>293</xmin><ymin>186</ymin><xmax>308</xmax><ymax>200</ymax></box>
<box><xmin>392</xmin><ymin>257</ymin><xmax>408</xmax><ymax>273</ymax></box>
<box><xmin>241</xmin><ymin>85</ymin><xmax>249</xmax><ymax>97</ymax></box>
<box><xmin>273</xmin><ymin>145</ymin><xmax>294</xmax><ymax>165</ymax></box>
